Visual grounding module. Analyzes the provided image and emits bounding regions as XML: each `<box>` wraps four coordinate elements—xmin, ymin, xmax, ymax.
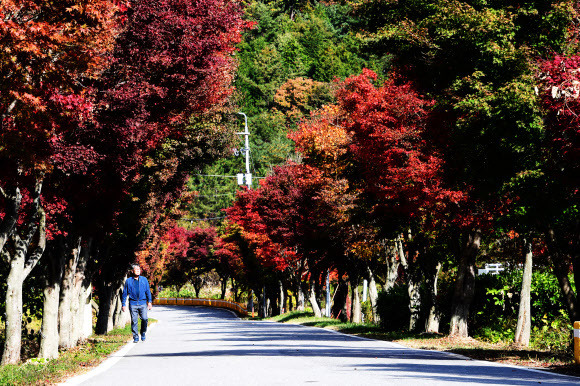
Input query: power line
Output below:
<box><xmin>193</xmin><ymin>174</ymin><xmax>266</xmax><ymax>179</ymax></box>
<box><xmin>194</xmin><ymin>174</ymin><xmax>238</xmax><ymax>178</ymax></box>
<box><xmin>194</xmin><ymin>193</ymin><xmax>236</xmax><ymax>197</ymax></box>
<box><xmin>181</xmin><ymin>216</ymin><xmax>227</xmax><ymax>222</ymax></box>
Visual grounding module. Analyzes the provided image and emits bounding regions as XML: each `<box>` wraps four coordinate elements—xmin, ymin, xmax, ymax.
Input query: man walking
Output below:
<box><xmin>122</xmin><ymin>264</ymin><xmax>153</xmax><ymax>343</ymax></box>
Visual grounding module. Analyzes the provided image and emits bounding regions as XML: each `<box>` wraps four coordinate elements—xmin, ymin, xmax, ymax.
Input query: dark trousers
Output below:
<box><xmin>129</xmin><ymin>303</ymin><xmax>148</xmax><ymax>340</ymax></box>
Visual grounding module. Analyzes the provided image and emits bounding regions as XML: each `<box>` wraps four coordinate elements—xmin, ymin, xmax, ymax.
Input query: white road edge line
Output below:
<box><xmin>58</xmin><ymin>322</ymin><xmax>160</xmax><ymax>386</ymax></box>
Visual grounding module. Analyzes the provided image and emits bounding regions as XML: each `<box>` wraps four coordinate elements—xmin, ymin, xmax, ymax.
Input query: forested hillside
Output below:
<box><xmin>187</xmin><ymin>1</ymin><xmax>389</xmax><ymax>220</ymax></box>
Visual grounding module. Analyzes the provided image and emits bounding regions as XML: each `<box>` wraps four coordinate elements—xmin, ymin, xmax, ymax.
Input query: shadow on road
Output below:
<box><xmin>142</xmin><ymin>306</ymin><xmax>577</xmax><ymax>386</ymax></box>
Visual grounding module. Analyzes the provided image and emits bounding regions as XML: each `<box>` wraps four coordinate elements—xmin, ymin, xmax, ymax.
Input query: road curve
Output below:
<box><xmin>64</xmin><ymin>306</ymin><xmax>579</xmax><ymax>386</ymax></box>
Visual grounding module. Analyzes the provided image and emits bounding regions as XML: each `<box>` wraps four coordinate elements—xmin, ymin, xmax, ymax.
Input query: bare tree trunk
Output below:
<box><xmin>308</xmin><ymin>280</ymin><xmax>322</xmax><ymax>317</ymax></box>
<box><xmin>279</xmin><ymin>281</ymin><xmax>285</xmax><ymax>314</ymax></box>
<box><xmin>297</xmin><ymin>283</ymin><xmax>305</xmax><ymax>311</ymax></box>
<box><xmin>39</xmin><ymin>244</ymin><xmax>65</xmax><ymax>359</ymax></box>
<box><xmin>0</xmin><ymin>185</ymin><xmax>21</xmax><ymax>254</ymax></box>
<box><xmin>397</xmin><ymin>237</ymin><xmax>421</xmax><ymax>331</ymax></box>
<box><xmin>76</xmin><ymin>285</ymin><xmax>93</xmax><ymax>341</ymax></box>
<box><xmin>515</xmin><ymin>240</ymin><xmax>533</xmax><ymax>346</ymax></box>
<box><xmin>407</xmin><ymin>280</ymin><xmax>421</xmax><ymax>331</ymax></box>
<box><xmin>546</xmin><ymin>229</ymin><xmax>578</xmax><ymax>322</ymax></box>
<box><xmin>384</xmin><ymin>241</ymin><xmax>399</xmax><ymax>292</ymax></box>
<box><xmin>331</xmin><ymin>273</ymin><xmax>348</xmax><ymax>321</ymax></box>
<box><xmin>425</xmin><ymin>261</ymin><xmax>442</xmax><ymax>333</ymax></box>
<box><xmin>2</xmin><ymin>181</ymin><xmax>46</xmax><ymax>365</ymax></box>
<box><xmin>59</xmin><ymin>237</ymin><xmax>82</xmax><ymax>349</ymax></box>
<box><xmin>449</xmin><ymin>229</ymin><xmax>482</xmax><ymax>337</ymax></box>
<box><xmin>351</xmin><ymin>276</ymin><xmax>362</xmax><ymax>323</ymax></box>
<box><xmin>220</xmin><ymin>276</ymin><xmax>228</xmax><ymax>299</ymax></box>
<box><xmin>230</xmin><ymin>278</ymin><xmax>239</xmax><ymax>302</ymax></box>
<box><xmin>193</xmin><ymin>277</ymin><xmax>204</xmax><ymax>298</ymax></box>
<box><xmin>113</xmin><ymin>281</ymin><xmax>128</xmax><ymax>329</ymax></box>
<box><xmin>71</xmin><ymin>241</ymin><xmax>91</xmax><ymax>345</ymax></box>
<box><xmin>39</xmin><ymin>279</ymin><xmax>61</xmax><ymax>359</ymax></box>
<box><xmin>366</xmin><ymin>266</ymin><xmax>379</xmax><ymax>323</ymax></box>
<box><xmin>2</xmin><ymin>256</ymin><xmax>25</xmax><ymax>364</ymax></box>
<box><xmin>95</xmin><ymin>284</ymin><xmax>115</xmax><ymax>334</ymax></box>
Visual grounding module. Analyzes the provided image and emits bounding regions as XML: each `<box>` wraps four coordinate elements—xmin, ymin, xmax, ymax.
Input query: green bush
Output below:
<box><xmin>361</xmin><ymin>300</ymin><xmax>373</xmax><ymax>324</ymax></box>
<box><xmin>467</xmin><ymin>269</ymin><xmax>571</xmax><ymax>346</ymax></box>
<box><xmin>376</xmin><ymin>285</ymin><xmax>409</xmax><ymax>331</ymax></box>
<box><xmin>530</xmin><ymin>318</ymin><xmax>572</xmax><ymax>353</ymax></box>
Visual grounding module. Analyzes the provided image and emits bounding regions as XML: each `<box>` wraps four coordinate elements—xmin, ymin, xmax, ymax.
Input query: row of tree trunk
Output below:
<box><xmin>0</xmin><ymin>182</ymin><xmax>131</xmax><ymax>364</ymax></box>
<box><xmin>248</xmin><ymin>229</ymin><xmax>535</xmax><ymax>348</ymax></box>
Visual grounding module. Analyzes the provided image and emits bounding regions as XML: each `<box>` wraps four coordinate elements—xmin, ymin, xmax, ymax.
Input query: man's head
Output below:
<box><xmin>131</xmin><ymin>264</ymin><xmax>141</xmax><ymax>278</ymax></box>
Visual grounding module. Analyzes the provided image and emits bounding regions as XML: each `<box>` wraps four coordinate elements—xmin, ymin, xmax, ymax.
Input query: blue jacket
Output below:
<box><xmin>122</xmin><ymin>276</ymin><xmax>152</xmax><ymax>306</ymax></box>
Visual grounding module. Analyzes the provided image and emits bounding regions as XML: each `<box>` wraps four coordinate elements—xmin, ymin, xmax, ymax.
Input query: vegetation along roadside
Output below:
<box><xmin>0</xmin><ymin>320</ymin><xmax>155</xmax><ymax>386</ymax></box>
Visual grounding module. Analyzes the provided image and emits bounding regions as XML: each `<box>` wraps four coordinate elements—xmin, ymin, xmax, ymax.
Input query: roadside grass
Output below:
<box><xmin>265</xmin><ymin>311</ymin><xmax>580</xmax><ymax>378</ymax></box>
<box><xmin>0</xmin><ymin>319</ymin><xmax>156</xmax><ymax>386</ymax></box>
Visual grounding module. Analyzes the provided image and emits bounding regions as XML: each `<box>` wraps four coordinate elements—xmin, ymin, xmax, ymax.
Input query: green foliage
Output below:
<box><xmin>361</xmin><ymin>300</ymin><xmax>374</xmax><ymax>324</ymax></box>
<box><xmin>468</xmin><ymin>269</ymin><xmax>571</xmax><ymax>346</ymax></box>
<box><xmin>357</xmin><ymin>0</ymin><xmax>576</xmax><ymax>198</ymax></box>
<box><xmin>530</xmin><ymin>318</ymin><xmax>572</xmax><ymax>353</ymax></box>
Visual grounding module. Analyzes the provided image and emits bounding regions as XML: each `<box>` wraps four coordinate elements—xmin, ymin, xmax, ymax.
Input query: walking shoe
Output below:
<box><xmin>133</xmin><ymin>339</ymin><xmax>139</xmax><ymax>343</ymax></box>
<box><xmin>141</xmin><ymin>335</ymin><xmax>146</xmax><ymax>341</ymax></box>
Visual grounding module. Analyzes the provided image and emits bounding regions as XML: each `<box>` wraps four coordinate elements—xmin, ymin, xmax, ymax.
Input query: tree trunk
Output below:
<box><xmin>193</xmin><ymin>277</ymin><xmax>203</xmax><ymax>298</ymax></box>
<box><xmin>279</xmin><ymin>281</ymin><xmax>285</xmax><ymax>314</ymax></box>
<box><xmin>220</xmin><ymin>276</ymin><xmax>228</xmax><ymax>299</ymax></box>
<box><xmin>113</xmin><ymin>281</ymin><xmax>128</xmax><ymax>329</ymax></box>
<box><xmin>38</xmin><ymin>278</ymin><xmax>61</xmax><ymax>359</ymax></box>
<box><xmin>366</xmin><ymin>266</ymin><xmax>379</xmax><ymax>324</ymax></box>
<box><xmin>71</xmin><ymin>242</ymin><xmax>91</xmax><ymax>345</ymax></box>
<box><xmin>297</xmin><ymin>283</ymin><xmax>305</xmax><ymax>311</ymax></box>
<box><xmin>331</xmin><ymin>274</ymin><xmax>348</xmax><ymax>321</ymax></box>
<box><xmin>308</xmin><ymin>280</ymin><xmax>322</xmax><ymax>317</ymax></box>
<box><xmin>449</xmin><ymin>229</ymin><xmax>482</xmax><ymax>337</ymax></box>
<box><xmin>546</xmin><ymin>229</ymin><xmax>578</xmax><ymax>322</ymax></box>
<box><xmin>38</xmin><ymin>244</ymin><xmax>66</xmax><ymax>359</ymax></box>
<box><xmin>397</xmin><ymin>237</ymin><xmax>421</xmax><ymax>331</ymax></box>
<box><xmin>514</xmin><ymin>240</ymin><xmax>533</xmax><ymax>346</ymax></box>
<box><xmin>351</xmin><ymin>277</ymin><xmax>362</xmax><ymax>323</ymax></box>
<box><xmin>407</xmin><ymin>278</ymin><xmax>421</xmax><ymax>331</ymax></box>
<box><xmin>384</xmin><ymin>241</ymin><xmax>400</xmax><ymax>292</ymax></box>
<box><xmin>59</xmin><ymin>237</ymin><xmax>82</xmax><ymax>349</ymax></box>
<box><xmin>2</xmin><ymin>256</ymin><xmax>25</xmax><ymax>365</ymax></box>
<box><xmin>256</xmin><ymin>290</ymin><xmax>265</xmax><ymax>318</ymax></box>
<box><xmin>95</xmin><ymin>284</ymin><xmax>115</xmax><ymax>334</ymax></box>
<box><xmin>0</xmin><ymin>186</ymin><xmax>22</xmax><ymax>254</ymax></box>
<box><xmin>2</xmin><ymin>187</ymin><xmax>46</xmax><ymax>365</ymax></box>
<box><xmin>231</xmin><ymin>278</ymin><xmax>239</xmax><ymax>302</ymax></box>
<box><xmin>425</xmin><ymin>261</ymin><xmax>442</xmax><ymax>333</ymax></box>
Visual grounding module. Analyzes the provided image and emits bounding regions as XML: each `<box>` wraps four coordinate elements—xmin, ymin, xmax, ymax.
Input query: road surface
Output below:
<box><xmin>63</xmin><ymin>306</ymin><xmax>580</xmax><ymax>385</ymax></box>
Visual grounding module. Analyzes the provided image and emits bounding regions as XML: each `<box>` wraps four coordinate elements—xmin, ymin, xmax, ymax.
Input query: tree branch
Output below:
<box><xmin>24</xmin><ymin>209</ymin><xmax>46</xmax><ymax>278</ymax></box>
<box><xmin>0</xmin><ymin>186</ymin><xmax>22</xmax><ymax>254</ymax></box>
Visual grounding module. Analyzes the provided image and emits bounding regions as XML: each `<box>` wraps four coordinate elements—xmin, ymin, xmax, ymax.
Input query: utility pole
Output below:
<box><xmin>236</xmin><ymin>112</ymin><xmax>251</xmax><ymax>189</ymax></box>
<box><xmin>325</xmin><ymin>270</ymin><xmax>331</xmax><ymax>317</ymax></box>
<box><xmin>237</xmin><ymin>112</ymin><xmax>257</xmax><ymax>316</ymax></box>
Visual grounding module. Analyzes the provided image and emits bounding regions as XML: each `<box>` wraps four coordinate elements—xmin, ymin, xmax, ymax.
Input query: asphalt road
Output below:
<box><xmin>63</xmin><ymin>306</ymin><xmax>580</xmax><ymax>386</ymax></box>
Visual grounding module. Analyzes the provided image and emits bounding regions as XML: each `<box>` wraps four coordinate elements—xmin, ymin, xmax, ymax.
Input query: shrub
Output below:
<box><xmin>376</xmin><ymin>285</ymin><xmax>409</xmax><ymax>331</ymax></box>
<box><xmin>361</xmin><ymin>300</ymin><xmax>373</xmax><ymax>324</ymax></box>
<box><xmin>467</xmin><ymin>269</ymin><xmax>571</xmax><ymax>345</ymax></box>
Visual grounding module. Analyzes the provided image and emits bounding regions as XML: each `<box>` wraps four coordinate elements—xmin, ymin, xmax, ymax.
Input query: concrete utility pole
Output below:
<box><xmin>236</xmin><ymin>112</ymin><xmax>252</xmax><ymax>189</ymax></box>
<box><xmin>325</xmin><ymin>271</ymin><xmax>331</xmax><ymax>317</ymax></box>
